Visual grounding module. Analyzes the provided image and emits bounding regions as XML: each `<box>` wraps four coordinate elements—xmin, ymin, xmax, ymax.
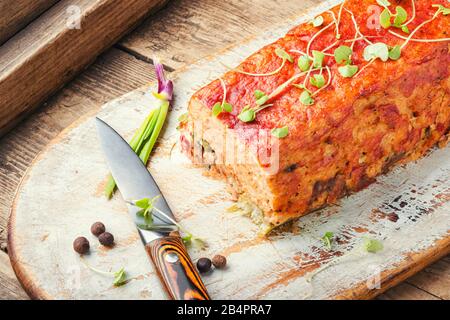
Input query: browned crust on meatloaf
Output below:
<box><xmin>180</xmin><ymin>0</ymin><xmax>450</xmax><ymax>228</ymax></box>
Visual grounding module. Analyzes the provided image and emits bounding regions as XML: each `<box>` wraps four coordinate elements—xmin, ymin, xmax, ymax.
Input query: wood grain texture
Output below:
<box><xmin>377</xmin><ymin>282</ymin><xmax>441</xmax><ymax>300</ymax></box>
<box><xmin>119</xmin><ymin>0</ymin><xmax>316</xmax><ymax>69</ymax></box>
<box><xmin>406</xmin><ymin>255</ymin><xmax>450</xmax><ymax>299</ymax></box>
<box><xmin>0</xmin><ymin>250</ymin><xmax>28</xmax><ymax>299</ymax></box>
<box><xmin>0</xmin><ymin>0</ymin><xmax>59</xmax><ymax>45</ymax></box>
<box><xmin>0</xmin><ymin>0</ymin><xmax>168</xmax><ymax>137</ymax></box>
<box><xmin>147</xmin><ymin>236</ymin><xmax>210</xmax><ymax>300</ymax></box>
<box><xmin>0</xmin><ymin>0</ymin><xmax>448</xmax><ymax>300</ymax></box>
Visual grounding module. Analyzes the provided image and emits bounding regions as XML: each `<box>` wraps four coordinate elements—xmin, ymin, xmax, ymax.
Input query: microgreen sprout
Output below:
<box><xmin>212</xmin><ymin>78</ymin><xmax>232</xmax><ymax>117</ymax></box>
<box><xmin>362</xmin><ymin>237</ymin><xmax>384</xmax><ymax>253</ymax></box>
<box><xmin>254</xmin><ymin>90</ymin><xmax>269</xmax><ymax>106</ymax></box>
<box><xmin>338</xmin><ymin>64</ymin><xmax>359</xmax><ymax>78</ymax></box>
<box><xmin>131</xmin><ymin>198</ymin><xmax>207</xmax><ymax>249</ymax></box>
<box><xmin>363</xmin><ymin>42</ymin><xmax>389</xmax><ymax>62</ymax></box>
<box><xmin>298</xmin><ymin>55</ymin><xmax>312</xmax><ymax>72</ymax></box>
<box><xmin>433</xmin><ymin>4</ymin><xmax>450</xmax><ymax>16</ymax></box>
<box><xmin>271</xmin><ymin>126</ymin><xmax>289</xmax><ymax>138</ymax></box>
<box><xmin>310</xmin><ymin>74</ymin><xmax>326</xmax><ymax>88</ymax></box>
<box><xmin>312</xmin><ymin>50</ymin><xmax>325</xmax><ymax>68</ymax></box>
<box><xmin>81</xmin><ymin>258</ymin><xmax>129</xmax><ymax>287</ymax></box>
<box><xmin>311</xmin><ymin>15</ymin><xmax>324</xmax><ymax>27</ymax></box>
<box><xmin>321</xmin><ymin>232</ymin><xmax>334</xmax><ymax>251</ymax></box>
<box><xmin>388</xmin><ymin>45</ymin><xmax>402</xmax><ymax>60</ymax></box>
<box><xmin>335</xmin><ymin>0</ymin><xmax>346</xmax><ymax>39</ymax></box>
<box><xmin>135</xmin><ymin>195</ymin><xmax>160</xmax><ymax>226</ymax></box>
<box><xmin>334</xmin><ymin>45</ymin><xmax>353</xmax><ymax>64</ymax></box>
<box><xmin>300</xmin><ymin>90</ymin><xmax>314</xmax><ymax>106</ymax></box>
<box><xmin>236</xmin><ymin>48</ymin><xmax>293</xmax><ymax>77</ymax></box>
<box><xmin>399</xmin><ymin>4</ymin><xmax>449</xmax><ymax>50</ymax></box>
<box><xmin>237</xmin><ymin>106</ymin><xmax>256</xmax><ymax>123</ymax></box>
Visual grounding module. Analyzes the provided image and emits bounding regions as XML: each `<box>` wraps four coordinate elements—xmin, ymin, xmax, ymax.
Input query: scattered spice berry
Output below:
<box><xmin>98</xmin><ymin>232</ymin><xmax>114</xmax><ymax>247</ymax></box>
<box><xmin>212</xmin><ymin>255</ymin><xmax>227</xmax><ymax>269</ymax></box>
<box><xmin>73</xmin><ymin>237</ymin><xmax>90</xmax><ymax>254</ymax></box>
<box><xmin>90</xmin><ymin>222</ymin><xmax>106</xmax><ymax>237</ymax></box>
<box><xmin>196</xmin><ymin>257</ymin><xmax>212</xmax><ymax>273</ymax></box>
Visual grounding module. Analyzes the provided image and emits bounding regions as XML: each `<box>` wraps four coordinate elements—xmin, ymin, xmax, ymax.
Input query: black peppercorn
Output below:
<box><xmin>196</xmin><ymin>257</ymin><xmax>212</xmax><ymax>273</ymax></box>
<box><xmin>73</xmin><ymin>237</ymin><xmax>90</xmax><ymax>254</ymax></box>
<box><xmin>90</xmin><ymin>222</ymin><xmax>106</xmax><ymax>237</ymax></box>
<box><xmin>98</xmin><ymin>232</ymin><xmax>114</xmax><ymax>247</ymax></box>
<box><xmin>212</xmin><ymin>255</ymin><xmax>227</xmax><ymax>269</ymax></box>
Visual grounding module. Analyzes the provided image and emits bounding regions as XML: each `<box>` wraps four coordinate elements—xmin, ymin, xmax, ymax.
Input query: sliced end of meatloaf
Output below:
<box><xmin>180</xmin><ymin>0</ymin><xmax>450</xmax><ymax>228</ymax></box>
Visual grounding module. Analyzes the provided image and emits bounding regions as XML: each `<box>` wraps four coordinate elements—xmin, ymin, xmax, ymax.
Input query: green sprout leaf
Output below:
<box><xmin>300</xmin><ymin>90</ymin><xmax>314</xmax><ymax>106</ymax></box>
<box><xmin>379</xmin><ymin>8</ymin><xmax>391</xmax><ymax>28</ymax></box>
<box><xmin>212</xmin><ymin>102</ymin><xmax>222</xmax><ymax>117</ymax></box>
<box><xmin>298</xmin><ymin>55</ymin><xmax>311</xmax><ymax>72</ymax></box>
<box><xmin>256</xmin><ymin>95</ymin><xmax>269</xmax><ymax>106</ymax></box>
<box><xmin>363</xmin><ymin>42</ymin><xmax>389</xmax><ymax>62</ymax></box>
<box><xmin>182</xmin><ymin>233</ymin><xmax>207</xmax><ymax>249</ymax></box>
<box><xmin>433</xmin><ymin>4</ymin><xmax>450</xmax><ymax>16</ymax></box>
<box><xmin>271</xmin><ymin>126</ymin><xmax>289</xmax><ymax>139</ymax></box>
<box><xmin>388</xmin><ymin>45</ymin><xmax>402</xmax><ymax>60</ymax></box>
<box><xmin>113</xmin><ymin>268</ymin><xmax>128</xmax><ymax>287</ymax></box>
<box><xmin>212</xmin><ymin>101</ymin><xmax>232</xmax><ymax>117</ymax></box>
<box><xmin>376</xmin><ymin>0</ymin><xmax>391</xmax><ymax>7</ymax></box>
<box><xmin>310</xmin><ymin>74</ymin><xmax>326</xmax><ymax>88</ymax></box>
<box><xmin>222</xmin><ymin>102</ymin><xmax>233</xmax><ymax>113</ymax></box>
<box><xmin>311</xmin><ymin>15</ymin><xmax>324</xmax><ymax>27</ymax></box>
<box><xmin>338</xmin><ymin>64</ymin><xmax>358</xmax><ymax>78</ymax></box>
<box><xmin>401</xmin><ymin>25</ymin><xmax>410</xmax><ymax>34</ymax></box>
<box><xmin>135</xmin><ymin>198</ymin><xmax>150</xmax><ymax>209</ymax></box>
<box><xmin>393</xmin><ymin>6</ymin><xmax>408</xmax><ymax>27</ymax></box>
<box><xmin>254</xmin><ymin>90</ymin><xmax>266</xmax><ymax>100</ymax></box>
<box><xmin>321</xmin><ymin>232</ymin><xmax>334</xmax><ymax>251</ymax></box>
<box><xmin>363</xmin><ymin>238</ymin><xmax>384</xmax><ymax>253</ymax></box>
<box><xmin>334</xmin><ymin>45</ymin><xmax>353</xmax><ymax>65</ymax></box>
<box><xmin>275</xmin><ymin>48</ymin><xmax>294</xmax><ymax>63</ymax></box>
<box><xmin>238</xmin><ymin>106</ymin><xmax>256</xmax><ymax>122</ymax></box>
<box><xmin>312</xmin><ymin>50</ymin><xmax>325</xmax><ymax>68</ymax></box>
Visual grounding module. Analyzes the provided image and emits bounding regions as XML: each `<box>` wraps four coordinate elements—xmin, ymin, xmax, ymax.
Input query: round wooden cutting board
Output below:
<box><xmin>8</xmin><ymin>0</ymin><xmax>450</xmax><ymax>299</ymax></box>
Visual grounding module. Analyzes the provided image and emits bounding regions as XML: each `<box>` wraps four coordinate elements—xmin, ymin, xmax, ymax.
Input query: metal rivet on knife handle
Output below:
<box><xmin>146</xmin><ymin>236</ymin><xmax>210</xmax><ymax>300</ymax></box>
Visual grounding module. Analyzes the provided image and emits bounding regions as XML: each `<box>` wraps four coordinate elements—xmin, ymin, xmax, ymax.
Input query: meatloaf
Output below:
<box><xmin>179</xmin><ymin>0</ymin><xmax>450</xmax><ymax>229</ymax></box>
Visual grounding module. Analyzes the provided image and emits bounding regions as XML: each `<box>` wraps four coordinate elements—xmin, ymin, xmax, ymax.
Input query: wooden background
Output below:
<box><xmin>0</xmin><ymin>0</ymin><xmax>448</xmax><ymax>300</ymax></box>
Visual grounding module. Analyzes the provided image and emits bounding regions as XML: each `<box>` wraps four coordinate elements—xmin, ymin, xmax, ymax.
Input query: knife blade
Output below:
<box><xmin>95</xmin><ymin>117</ymin><xmax>210</xmax><ymax>300</ymax></box>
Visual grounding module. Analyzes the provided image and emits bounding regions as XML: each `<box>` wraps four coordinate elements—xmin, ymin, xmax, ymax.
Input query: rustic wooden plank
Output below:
<box><xmin>405</xmin><ymin>255</ymin><xmax>450</xmax><ymax>300</ymax></box>
<box><xmin>0</xmin><ymin>0</ymin><xmax>59</xmax><ymax>45</ymax></box>
<box><xmin>377</xmin><ymin>282</ymin><xmax>441</xmax><ymax>300</ymax></box>
<box><xmin>119</xmin><ymin>0</ymin><xmax>317</xmax><ymax>70</ymax></box>
<box><xmin>0</xmin><ymin>250</ymin><xmax>28</xmax><ymax>299</ymax></box>
<box><xmin>0</xmin><ymin>0</ymin><xmax>168</xmax><ymax>137</ymax></box>
<box><xmin>0</xmin><ymin>48</ymin><xmax>157</xmax><ymax>248</ymax></box>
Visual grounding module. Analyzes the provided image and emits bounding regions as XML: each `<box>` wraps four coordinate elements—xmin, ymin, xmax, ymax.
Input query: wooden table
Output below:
<box><xmin>0</xmin><ymin>0</ymin><xmax>448</xmax><ymax>300</ymax></box>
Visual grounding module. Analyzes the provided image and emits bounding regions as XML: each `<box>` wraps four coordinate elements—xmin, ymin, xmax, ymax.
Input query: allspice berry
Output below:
<box><xmin>73</xmin><ymin>237</ymin><xmax>90</xmax><ymax>254</ymax></box>
<box><xmin>212</xmin><ymin>255</ymin><xmax>227</xmax><ymax>269</ymax></box>
<box><xmin>98</xmin><ymin>232</ymin><xmax>114</xmax><ymax>247</ymax></box>
<box><xmin>90</xmin><ymin>222</ymin><xmax>106</xmax><ymax>237</ymax></box>
<box><xmin>196</xmin><ymin>257</ymin><xmax>212</xmax><ymax>273</ymax></box>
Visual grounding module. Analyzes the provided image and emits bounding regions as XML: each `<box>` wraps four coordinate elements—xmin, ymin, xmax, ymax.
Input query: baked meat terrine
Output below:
<box><xmin>179</xmin><ymin>0</ymin><xmax>450</xmax><ymax>229</ymax></box>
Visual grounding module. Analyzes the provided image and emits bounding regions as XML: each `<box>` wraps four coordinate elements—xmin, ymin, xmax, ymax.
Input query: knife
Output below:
<box><xmin>95</xmin><ymin>117</ymin><xmax>210</xmax><ymax>300</ymax></box>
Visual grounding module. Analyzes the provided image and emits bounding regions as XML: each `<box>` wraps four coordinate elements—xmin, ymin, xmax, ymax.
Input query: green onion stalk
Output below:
<box><xmin>104</xmin><ymin>58</ymin><xmax>173</xmax><ymax>199</ymax></box>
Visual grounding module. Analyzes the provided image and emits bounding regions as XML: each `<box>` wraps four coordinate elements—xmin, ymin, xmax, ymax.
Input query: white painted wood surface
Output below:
<box><xmin>8</xmin><ymin>0</ymin><xmax>450</xmax><ymax>299</ymax></box>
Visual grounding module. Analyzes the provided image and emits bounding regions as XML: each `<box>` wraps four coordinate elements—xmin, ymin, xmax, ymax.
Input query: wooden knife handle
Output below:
<box><xmin>146</xmin><ymin>236</ymin><xmax>210</xmax><ymax>300</ymax></box>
